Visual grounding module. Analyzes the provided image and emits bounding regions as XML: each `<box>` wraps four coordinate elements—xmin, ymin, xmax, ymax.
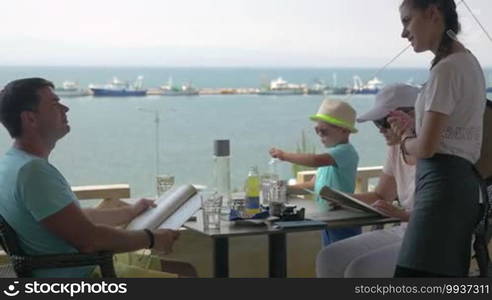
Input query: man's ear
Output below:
<box><xmin>20</xmin><ymin>110</ymin><xmax>37</xmax><ymax>130</ymax></box>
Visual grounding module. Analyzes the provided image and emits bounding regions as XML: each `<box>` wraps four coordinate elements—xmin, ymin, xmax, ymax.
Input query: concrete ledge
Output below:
<box><xmin>72</xmin><ymin>184</ymin><xmax>130</xmax><ymax>200</ymax></box>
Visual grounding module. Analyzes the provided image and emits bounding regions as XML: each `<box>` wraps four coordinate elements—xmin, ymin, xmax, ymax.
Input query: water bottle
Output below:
<box><xmin>260</xmin><ymin>158</ymin><xmax>280</xmax><ymax>206</ymax></box>
<box><xmin>244</xmin><ymin>166</ymin><xmax>261</xmax><ymax>217</ymax></box>
<box><xmin>268</xmin><ymin>158</ymin><xmax>280</xmax><ymax>179</ymax></box>
<box><xmin>213</xmin><ymin>140</ymin><xmax>231</xmax><ymax>219</ymax></box>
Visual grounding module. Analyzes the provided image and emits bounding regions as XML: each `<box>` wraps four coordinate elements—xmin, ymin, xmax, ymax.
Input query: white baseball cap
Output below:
<box><xmin>357</xmin><ymin>83</ymin><xmax>420</xmax><ymax>123</ymax></box>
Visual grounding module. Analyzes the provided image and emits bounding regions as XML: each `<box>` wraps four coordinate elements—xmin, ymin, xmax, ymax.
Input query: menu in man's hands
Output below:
<box><xmin>319</xmin><ymin>186</ymin><xmax>385</xmax><ymax>216</ymax></box>
<box><xmin>126</xmin><ymin>184</ymin><xmax>201</xmax><ymax>231</ymax></box>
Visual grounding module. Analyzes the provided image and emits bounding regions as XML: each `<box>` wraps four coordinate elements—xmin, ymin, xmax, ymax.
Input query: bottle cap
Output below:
<box><xmin>214</xmin><ymin>140</ymin><xmax>230</xmax><ymax>157</ymax></box>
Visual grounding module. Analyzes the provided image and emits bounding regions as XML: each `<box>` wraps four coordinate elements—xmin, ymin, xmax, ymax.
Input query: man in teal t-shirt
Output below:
<box><xmin>0</xmin><ymin>78</ymin><xmax>180</xmax><ymax>277</ymax></box>
<box><xmin>0</xmin><ymin>147</ymin><xmax>93</xmax><ymax>277</ymax></box>
<box><xmin>270</xmin><ymin>99</ymin><xmax>361</xmax><ymax>246</ymax></box>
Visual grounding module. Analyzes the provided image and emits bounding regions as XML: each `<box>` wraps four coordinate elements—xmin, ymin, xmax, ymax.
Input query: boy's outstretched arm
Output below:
<box><xmin>269</xmin><ymin>148</ymin><xmax>335</xmax><ymax>168</ymax></box>
<box><xmin>288</xmin><ymin>176</ymin><xmax>316</xmax><ymax>195</ymax></box>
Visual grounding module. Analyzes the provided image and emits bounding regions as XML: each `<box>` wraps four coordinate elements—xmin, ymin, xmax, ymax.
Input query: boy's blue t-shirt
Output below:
<box><xmin>0</xmin><ymin>147</ymin><xmax>93</xmax><ymax>277</ymax></box>
<box><xmin>314</xmin><ymin>143</ymin><xmax>359</xmax><ymax>212</ymax></box>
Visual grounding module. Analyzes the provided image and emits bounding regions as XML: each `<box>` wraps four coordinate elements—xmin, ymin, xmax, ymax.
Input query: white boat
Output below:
<box><xmin>306</xmin><ymin>79</ymin><xmax>327</xmax><ymax>95</ymax></box>
<box><xmin>160</xmin><ymin>77</ymin><xmax>199</xmax><ymax>96</ymax></box>
<box><xmin>352</xmin><ymin>76</ymin><xmax>384</xmax><ymax>95</ymax></box>
<box><xmin>258</xmin><ymin>77</ymin><xmax>304</xmax><ymax>95</ymax></box>
<box><xmin>324</xmin><ymin>73</ymin><xmax>351</xmax><ymax>95</ymax></box>
<box><xmin>54</xmin><ymin>81</ymin><xmax>90</xmax><ymax>97</ymax></box>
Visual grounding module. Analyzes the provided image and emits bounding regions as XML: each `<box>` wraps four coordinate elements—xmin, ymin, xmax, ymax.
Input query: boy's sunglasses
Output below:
<box><xmin>315</xmin><ymin>127</ymin><xmax>329</xmax><ymax>136</ymax></box>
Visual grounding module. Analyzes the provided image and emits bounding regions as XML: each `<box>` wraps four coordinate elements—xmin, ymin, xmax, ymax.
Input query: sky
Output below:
<box><xmin>1</xmin><ymin>0</ymin><xmax>491</xmax><ymax>68</ymax></box>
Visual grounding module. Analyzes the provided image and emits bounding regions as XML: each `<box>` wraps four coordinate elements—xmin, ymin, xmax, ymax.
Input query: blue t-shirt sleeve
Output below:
<box><xmin>17</xmin><ymin>159</ymin><xmax>76</xmax><ymax>221</ymax></box>
<box><xmin>326</xmin><ymin>144</ymin><xmax>358</xmax><ymax>169</ymax></box>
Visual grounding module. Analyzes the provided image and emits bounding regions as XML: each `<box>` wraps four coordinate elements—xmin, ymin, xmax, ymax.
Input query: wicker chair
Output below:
<box><xmin>473</xmin><ymin>178</ymin><xmax>492</xmax><ymax>277</ymax></box>
<box><xmin>0</xmin><ymin>214</ymin><xmax>116</xmax><ymax>278</ymax></box>
<box><xmin>472</xmin><ymin>100</ymin><xmax>492</xmax><ymax>277</ymax></box>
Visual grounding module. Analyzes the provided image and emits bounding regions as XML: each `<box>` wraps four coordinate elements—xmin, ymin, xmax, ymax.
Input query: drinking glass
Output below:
<box><xmin>156</xmin><ymin>174</ymin><xmax>175</xmax><ymax>197</ymax></box>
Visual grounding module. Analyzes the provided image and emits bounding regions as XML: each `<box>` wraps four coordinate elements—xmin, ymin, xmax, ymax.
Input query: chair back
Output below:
<box><xmin>0</xmin><ymin>215</ymin><xmax>26</xmax><ymax>277</ymax></box>
<box><xmin>0</xmin><ymin>214</ymin><xmax>24</xmax><ymax>256</ymax></box>
<box><xmin>476</xmin><ymin>178</ymin><xmax>492</xmax><ymax>277</ymax></box>
<box><xmin>0</xmin><ymin>214</ymin><xmax>116</xmax><ymax>278</ymax></box>
<box><xmin>475</xmin><ymin>99</ymin><xmax>492</xmax><ymax>180</ymax></box>
<box><xmin>471</xmin><ymin>99</ymin><xmax>492</xmax><ymax>277</ymax></box>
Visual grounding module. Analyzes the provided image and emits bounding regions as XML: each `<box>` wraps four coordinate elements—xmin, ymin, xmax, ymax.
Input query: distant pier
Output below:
<box><xmin>147</xmin><ymin>87</ymin><xmax>260</xmax><ymax>96</ymax></box>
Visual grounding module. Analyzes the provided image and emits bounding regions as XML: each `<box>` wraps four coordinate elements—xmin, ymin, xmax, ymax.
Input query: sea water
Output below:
<box><xmin>0</xmin><ymin>66</ymin><xmax>490</xmax><ymax>198</ymax></box>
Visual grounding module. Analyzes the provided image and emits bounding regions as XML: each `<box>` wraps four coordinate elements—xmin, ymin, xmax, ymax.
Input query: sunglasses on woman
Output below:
<box><xmin>372</xmin><ymin>107</ymin><xmax>414</xmax><ymax>130</ymax></box>
<box><xmin>373</xmin><ymin>117</ymin><xmax>391</xmax><ymax>130</ymax></box>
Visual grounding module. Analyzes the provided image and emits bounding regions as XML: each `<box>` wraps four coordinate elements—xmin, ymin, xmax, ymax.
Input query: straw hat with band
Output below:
<box><xmin>310</xmin><ymin>99</ymin><xmax>358</xmax><ymax>133</ymax></box>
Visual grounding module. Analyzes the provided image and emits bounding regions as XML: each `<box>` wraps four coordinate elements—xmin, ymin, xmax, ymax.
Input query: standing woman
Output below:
<box><xmin>390</xmin><ymin>0</ymin><xmax>486</xmax><ymax>277</ymax></box>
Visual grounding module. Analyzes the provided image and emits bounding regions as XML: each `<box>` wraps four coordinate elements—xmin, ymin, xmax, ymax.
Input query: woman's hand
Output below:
<box><xmin>387</xmin><ymin>110</ymin><xmax>415</xmax><ymax>139</ymax></box>
<box><xmin>371</xmin><ymin>200</ymin><xmax>409</xmax><ymax>221</ymax></box>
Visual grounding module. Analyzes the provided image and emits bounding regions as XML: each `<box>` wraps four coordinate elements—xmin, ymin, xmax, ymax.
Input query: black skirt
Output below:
<box><xmin>397</xmin><ymin>154</ymin><xmax>481</xmax><ymax>276</ymax></box>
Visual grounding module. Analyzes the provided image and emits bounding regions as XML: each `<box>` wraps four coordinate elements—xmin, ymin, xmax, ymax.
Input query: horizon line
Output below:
<box><xmin>1</xmin><ymin>64</ymin><xmax>491</xmax><ymax>70</ymax></box>
<box><xmin>2</xmin><ymin>64</ymin><xmax>491</xmax><ymax>69</ymax></box>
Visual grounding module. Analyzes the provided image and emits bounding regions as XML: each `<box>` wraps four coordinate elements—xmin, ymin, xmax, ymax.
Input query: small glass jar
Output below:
<box><xmin>232</xmin><ymin>199</ymin><xmax>246</xmax><ymax>218</ymax></box>
<box><xmin>271</xmin><ymin>179</ymin><xmax>287</xmax><ymax>204</ymax></box>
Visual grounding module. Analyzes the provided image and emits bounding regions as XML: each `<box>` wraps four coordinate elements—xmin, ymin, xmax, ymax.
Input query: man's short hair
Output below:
<box><xmin>0</xmin><ymin>78</ymin><xmax>54</xmax><ymax>138</ymax></box>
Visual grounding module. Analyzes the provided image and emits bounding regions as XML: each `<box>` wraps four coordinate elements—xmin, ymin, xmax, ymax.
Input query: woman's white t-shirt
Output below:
<box><xmin>382</xmin><ymin>145</ymin><xmax>416</xmax><ymax>213</ymax></box>
<box><xmin>415</xmin><ymin>52</ymin><xmax>486</xmax><ymax>164</ymax></box>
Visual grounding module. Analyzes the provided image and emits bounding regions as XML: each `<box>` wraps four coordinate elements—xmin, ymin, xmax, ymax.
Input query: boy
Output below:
<box><xmin>270</xmin><ymin>99</ymin><xmax>360</xmax><ymax>246</ymax></box>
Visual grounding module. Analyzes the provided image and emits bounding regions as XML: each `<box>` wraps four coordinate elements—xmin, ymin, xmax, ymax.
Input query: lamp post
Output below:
<box><xmin>138</xmin><ymin>107</ymin><xmax>160</xmax><ymax>192</ymax></box>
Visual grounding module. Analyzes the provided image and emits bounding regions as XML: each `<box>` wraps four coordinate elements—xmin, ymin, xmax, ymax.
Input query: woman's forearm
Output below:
<box><xmin>403</xmin><ymin>112</ymin><xmax>450</xmax><ymax>159</ymax></box>
<box><xmin>399</xmin><ymin>211</ymin><xmax>411</xmax><ymax>222</ymax></box>
<box><xmin>402</xmin><ymin>136</ymin><xmax>420</xmax><ymax>157</ymax></box>
<box><xmin>351</xmin><ymin>192</ymin><xmax>380</xmax><ymax>205</ymax></box>
<box><xmin>403</xmin><ymin>135</ymin><xmax>438</xmax><ymax>159</ymax></box>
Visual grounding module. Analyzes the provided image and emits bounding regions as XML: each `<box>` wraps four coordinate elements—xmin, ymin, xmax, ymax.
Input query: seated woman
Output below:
<box><xmin>316</xmin><ymin>84</ymin><xmax>419</xmax><ymax>278</ymax></box>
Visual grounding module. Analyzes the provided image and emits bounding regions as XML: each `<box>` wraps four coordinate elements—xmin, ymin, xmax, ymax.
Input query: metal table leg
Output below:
<box><xmin>269</xmin><ymin>233</ymin><xmax>287</xmax><ymax>278</ymax></box>
<box><xmin>213</xmin><ymin>237</ymin><xmax>229</xmax><ymax>278</ymax></box>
